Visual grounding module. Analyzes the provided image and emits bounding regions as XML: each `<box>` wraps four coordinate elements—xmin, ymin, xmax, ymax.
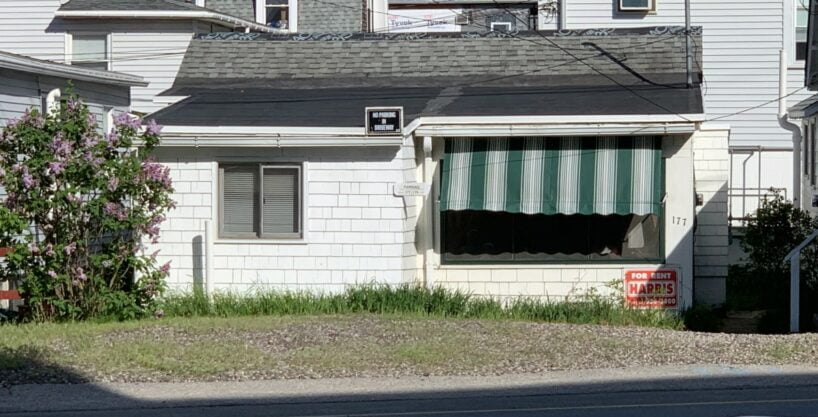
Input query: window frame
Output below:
<box><xmin>218</xmin><ymin>162</ymin><xmax>304</xmax><ymax>240</ymax></box>
<box><xmin>617</xmin><ymin>0</ymin><xmax>656</xmax><ymax>13</ymax></box>
<box><xmin>437</xmin><ymin>155</ymin><xmax>666</xmax><ymax>266</ymax></box>
<box><xmin>66</xmin><ymin>32</ymin><xmax>111</xmax><ymax>71</ymax></box>
<box><xmin>255</xmin><ymin>0</ymin><xmax>298</xmax><ymax>32</ymax></box>
<box><xmin>787</xmin><ymin>0</ymin><xmax>809</xmax><ymax>67</ymax></box>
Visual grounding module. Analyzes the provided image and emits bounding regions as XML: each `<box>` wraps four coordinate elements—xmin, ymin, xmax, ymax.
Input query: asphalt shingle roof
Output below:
<box><xmin>166</xmin><ymin>27</ymin><xmax>702</xmax><ymax>94</ymax></box>
<box><xmin>151</xmin><ymin>26</ymin><xmax>704</xmax><ymax>127</ymax></box>
<box><xmin>59</xmin><ymin>0</ymin><xmax>205</xmax><ymax>11</ymax></box>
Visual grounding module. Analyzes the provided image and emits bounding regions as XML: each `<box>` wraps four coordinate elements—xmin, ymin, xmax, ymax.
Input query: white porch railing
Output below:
<box><xmin>783</xmin><ymin>230</ymin><xmax>818</xmax><ymax>333</ymax></box>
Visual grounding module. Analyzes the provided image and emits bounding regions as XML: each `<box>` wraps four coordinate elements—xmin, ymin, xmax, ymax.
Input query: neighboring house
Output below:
<box><xmin>0</xmin><ymin>49</ymin><xmax>146</xmax><ymax>309</ymax></box>
<box><xmin>145</xmin><ymin>28</ymin><xmax>727</xmax><ymax>308</ymax></box>
<box><xmin>0</xmin><ymin>0</ymin><xmax>277</xmax><ymax>114</ymax></box>
<box><xmin>790</xmin><ymin>0</ymin><xmax>818</xmax><ymax>214</ymax></box>
<box><xmin>0</xmin><ymin>50</ymin><xmax>146</xmax><ymax>128</ymax></box>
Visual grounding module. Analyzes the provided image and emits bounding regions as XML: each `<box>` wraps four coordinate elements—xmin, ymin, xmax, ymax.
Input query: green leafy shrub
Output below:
<box><xmin>733</xmin><ymin>195</ymin><xmax>818</xmax><ymax>331</ymax></box>
<box><xmin>0</xmin><ymin>96</ymin><xmax>175</xmax><ymax>321</ymax></box>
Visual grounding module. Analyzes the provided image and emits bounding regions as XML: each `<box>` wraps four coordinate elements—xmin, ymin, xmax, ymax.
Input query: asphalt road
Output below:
<box><xmin>2</xmin><ymin>385</ymin><xmax>818</xmax><ymax>417</ymax></box>
<box><xmin>3</xmin><ymin>366</ymin><xmax>818</xmax><ymax>417</ymax></box>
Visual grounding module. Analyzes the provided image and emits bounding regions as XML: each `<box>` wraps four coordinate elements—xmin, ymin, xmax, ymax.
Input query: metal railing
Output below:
<box><xmin>783</xmin><ymin>229</ymin><xmax>818</xmax><ymax>333</ymax></box>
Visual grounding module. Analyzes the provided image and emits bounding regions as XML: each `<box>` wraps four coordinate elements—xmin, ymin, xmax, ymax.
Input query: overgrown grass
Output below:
<box><xmin>159</xmin><ymin>284</ymin><xmax>684</xmax><ymax>330</ymax></box>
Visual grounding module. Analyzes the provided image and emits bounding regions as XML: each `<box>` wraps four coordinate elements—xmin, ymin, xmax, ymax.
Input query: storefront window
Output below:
<box><xmin>439</xmin><ymin>136</ymin><xmax>664</xmax><ymax>264</ymax></box>
<box><xmin>442</xmin><ymin>211</ymin><xmax>661</xmax><ymax>263</ymax></box>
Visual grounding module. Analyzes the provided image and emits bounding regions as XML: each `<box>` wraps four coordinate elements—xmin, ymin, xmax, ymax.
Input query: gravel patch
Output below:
<box><xmin>3</xmin><ymin>315</ymin><xmax>818</xmax><ymax>385</ymax></box>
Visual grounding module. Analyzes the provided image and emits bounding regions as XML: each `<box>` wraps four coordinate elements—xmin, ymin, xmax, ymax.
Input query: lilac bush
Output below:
<box><xmin>0</xmin><ymin>96</ymin><xmax>175</xmax><ymax>320</ymax></box>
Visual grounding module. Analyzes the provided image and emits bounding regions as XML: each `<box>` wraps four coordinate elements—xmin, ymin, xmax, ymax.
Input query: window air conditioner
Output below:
<box><xmin>618</xmin><ymin>0</ymin><xmax>654</xmax><ymax>12</ymax></box>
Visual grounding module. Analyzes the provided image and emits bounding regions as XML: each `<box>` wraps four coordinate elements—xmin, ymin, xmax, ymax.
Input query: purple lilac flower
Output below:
<box><xmin>50</xmin><ymin>132</ymin><xmax>72</xmax><ymax>157</ymax></box>
<box><xmin>86</xmin><ymin>113</ymin><xmax>97</xmax><ymax>126</ymax></box>
<box><xmin>22</xmin><ymin>172</ymin><xmax>36</xmax><ymax>189</ymax></box>
<box><xmin>75</xmin><ymin>268</ymin><xmax>87</xmax><ymax>281</ymax></box>
<box><xmin>44</xmin><ymin>244</ymin><xmax>55</xmax><ymax>256</ymax></box>
<box><xmin>47</xmin><ymin>270</ymin><xmax>57</xmax><ymax>279</ymax></box>
<box><xmin>144</xmin><ymin>119</ymin><xmax>163</xmax><ymax>136</ymax></box>
<box><xmin>107</xmin><ymin>177</ymin><xmax>118</xmax><ymax>192</ymax></box>
<box><xmin>159</xmin><ymin>261</ymin><xmax>171</xmax><ymax>275</ymax></box>
<box><xmin>66</xmin><ymin>194</ymin><xmax>79</xmax><ymax>203</ymax></box>
<box><xmin>67</xmin><ymin>98</ymin><xmax>81</xmax><ymax>112</ymax></box>
<box><xmin>140</xmin><ymin>160</ymin><xmax>172</xmax><ymax>188</ymax></box>
<box><xmin>114</xmin><ymin>113</ymin><xmax>141</xmax><ymax>130</ymax></box>
<box><xmin>150</xmin><ymin>250</ymin><xmax>160</xmax><ymax>260</ymax></box>
<box><xmin>28</xmin><ymin>243</ymin><xmax>39</xmax><ymax>254</ymax></box>
<box><xmin>104</xmin><ymin>131</ymin><xmax>119</xmax><ymax>147</ymax></box>
<box><xmin>48</xmin><ymin>161</ymin><xmax>65</xmax><ymax>175</ymax></box>
<box><xmin>64</xmin><ymin>242</ymin><xmax>76</xmax><ymax>255</ymax></box>
<box><xmin>104</xmin><ymin>202</ymin><xmax>120</xmax><ymax>216</ymax></box>
<box><xmin>82</xmin><ymin>133</ymin><xmax>99</xmax><ymax>148</ymax></box>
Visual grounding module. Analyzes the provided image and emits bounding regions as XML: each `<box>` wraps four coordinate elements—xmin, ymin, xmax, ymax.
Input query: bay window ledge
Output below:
<box><xmin>435</xmin><ymin>263</ymin><xmax>670</xmax><ymax>270</ymax></box>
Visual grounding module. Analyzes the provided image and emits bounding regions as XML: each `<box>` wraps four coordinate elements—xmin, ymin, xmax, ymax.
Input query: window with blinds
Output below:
<box><xmin>219</xmin><ymin>164</ymin><xmax>301</xmax><ymax>239</ymax></box>
<box><xmin>71</xmin><ymin>34</ymin><xmax>108</xmax><ymax>71</ymax></box>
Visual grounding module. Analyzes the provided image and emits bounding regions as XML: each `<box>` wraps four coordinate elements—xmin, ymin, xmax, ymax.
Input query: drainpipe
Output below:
<box><xmin>204</xmin><ymin>219</ymin><xmax>215</xmax><ymax>297</ymax></box>
<box><xmin>422</xmin><ymin>136</ymin><xmax>434</xmax><ymax>288</ymax></box>
<box><xmin>779</xmin><ymin>49</ymin><xmax>802</xmax><ymax>209</ymax></box>
<box><xmin>46</xmin><ymin>88</ymin><xmax>61</xmax><ymax>116</ymax></box>
<box><xmin>558</xmin><ymin>0</ymin><xmax>567</xmax><ymax>30</ymax></box>
<box><xmin>684</xmin><ymin>0</ymin><xmax>692</xmax><ymax>88</ymax></box>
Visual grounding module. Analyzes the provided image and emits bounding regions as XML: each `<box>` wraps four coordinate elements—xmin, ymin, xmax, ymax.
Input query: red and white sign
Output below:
<box><xmin>625</xmin><ymin>269</ymin><xmax>678</xmax><ymax>309</ymax></box>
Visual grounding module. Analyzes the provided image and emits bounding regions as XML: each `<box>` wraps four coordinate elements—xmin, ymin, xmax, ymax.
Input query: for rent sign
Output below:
<box><xmin>624</xmin><ymin>269</ymin><xmax>678</xmax><ymax>309</ymax></box>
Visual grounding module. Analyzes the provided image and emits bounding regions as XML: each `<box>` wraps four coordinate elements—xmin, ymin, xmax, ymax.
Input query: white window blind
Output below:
<box><xmin>262</xmin><ymin>167</ymin><xmax>299</xmax><ymax>237</ymax></box>
<box><xmin>221</xmin><ymin>166</ymin><xmax>258</xmax><ymax>236</ymax></box>
<box><xmin>72</xmin><ymin>35</ymin><xmax>108</xmax><ymax>70</ymax></box>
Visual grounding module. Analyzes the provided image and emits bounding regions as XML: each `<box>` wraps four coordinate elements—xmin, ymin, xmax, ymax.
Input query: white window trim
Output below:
<box><xmin>786</xmin><ymin>0</ymin><xmax>807</xmax><ymax>68</ymax></box>
<box><xmin>617</xmin><ymin>0</ymin><xmax>655</xmax><ymax>12</ymax></box>
<box><xmin>214</xmin><ymin>161</ymin><xmax>308</xmax><ymax>243</ymax></box>
<box><xmin>65</xmin><ymin>32</ymin><xmax>112</xmax><ymax>71</ymax></box>
<box><xmin>490</xmin><ymin>22</ymin><xmax>513</xmax><ymax>32</ymax></box>
<box><xmin>256</xmin><ymin>0</ymin><xmax>298</xmax><ymax>32</ymax></box>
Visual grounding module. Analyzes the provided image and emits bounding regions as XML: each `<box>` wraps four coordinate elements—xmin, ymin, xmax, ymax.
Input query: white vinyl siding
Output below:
<box><xmin>0</xmin><ymin>1</ymin><xmax>67</xmax><ymax>62</ymax></box>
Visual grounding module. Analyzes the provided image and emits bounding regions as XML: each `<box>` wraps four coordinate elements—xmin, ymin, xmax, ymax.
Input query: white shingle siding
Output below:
<box><xmin>152</xmin><ymin>146</ymin><xmax>419</xmax><ymax>293</ymax></box>
<box><xmin>692</xmin><ymin>125</ymin><xmax>730</xmax><ymax>305</ymax></box>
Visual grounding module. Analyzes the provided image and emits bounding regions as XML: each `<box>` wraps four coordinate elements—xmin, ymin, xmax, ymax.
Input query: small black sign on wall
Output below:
<box><xmin>366</xmin><ymin>107</ymin><xmax>403</xmax><ymax>136</ymax></box>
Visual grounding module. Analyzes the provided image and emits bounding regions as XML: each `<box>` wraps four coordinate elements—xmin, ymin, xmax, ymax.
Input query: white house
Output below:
<box><xmin>143</xmin><ymin>29</ymin><xmax>728</xmax><ymax>308</ymax></box>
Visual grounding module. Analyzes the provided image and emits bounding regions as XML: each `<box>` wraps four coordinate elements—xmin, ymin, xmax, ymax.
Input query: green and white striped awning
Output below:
<box><xmin>440</xmin><ymin>136</ymin><xmax>663</xmax><ymax>216</ymax></box>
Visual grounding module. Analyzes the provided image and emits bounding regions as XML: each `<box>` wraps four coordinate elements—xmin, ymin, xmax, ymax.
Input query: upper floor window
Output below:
<box><xmin>71</xmin><ymin>34</ymin><xmax>109</xmax><ymax>71</ymax></box>
<box><xmin>797</xmin><ymin>0</ymin><xmax>809</xmax><ymax>61</ymax></box>
<box><xmin>265</xmin><ymin>0</ymin><xmax>289</xmax><ymax>29</ymax></box>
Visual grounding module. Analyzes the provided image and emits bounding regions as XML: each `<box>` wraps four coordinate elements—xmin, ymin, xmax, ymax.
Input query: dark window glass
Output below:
<box><xmin>442</xmin><ymin>211</ymin><xmax>661</xmax><ymax>263</ymax></box>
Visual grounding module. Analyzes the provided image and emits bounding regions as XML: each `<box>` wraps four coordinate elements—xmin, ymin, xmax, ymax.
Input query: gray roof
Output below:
<box><xmin>205</xmin><ymin>0</ymin><xmax>255</xmax><ymax>22</ymax></box>
<box><xmin>152</xmin><ymin>26</ymin><xmax>704</xmax><ymax>127</ymax></box>
<box><xmin>166</xmin><ymin>27</ymin><xmax>702</xmax><ymax>94</ymax></box>
<box><xmin>0</xmin><ymin>50</ymin><xmax>147</xmax><ymax>87</ymax></box>
<box><xmin>790</xmin><ymin>93</ymin><xmax>818</xmax><ymax>119</ymax></box>
<box><xmin>148</xmin><ymin>84</ymin><xmax>703</xmax><ymax>127</ymax></box>
<box><xmin>57</xmin><ymin>0</ymin><xmax>276</xmax><ymax>32</ymax></box>
<box><xmin>59</xmin><ymin>0</ymin><xmax>205</xmax><ymax>12</ymax></box>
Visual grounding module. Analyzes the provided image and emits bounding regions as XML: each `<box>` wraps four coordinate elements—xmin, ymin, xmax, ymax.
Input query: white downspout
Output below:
<box><xmin>204</xmin><ymin>219</ymin><xmax>215</xmax><ymax>297</ymax></box>
<box><xmin>779</xmin><ymin>49</ymin><xmax>802</xmax><ymax>209</ymax></box>
<box><xmin>46</xmin><ymin>88</ymin><xmax>61</xmax><ymax>116</ymax></box>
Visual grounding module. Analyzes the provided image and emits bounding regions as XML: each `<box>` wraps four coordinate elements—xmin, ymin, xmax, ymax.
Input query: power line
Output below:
<box><xmin>486</xmin><ymin>0</ymin><xmax>695</xmax><ymax>122</ymax></box>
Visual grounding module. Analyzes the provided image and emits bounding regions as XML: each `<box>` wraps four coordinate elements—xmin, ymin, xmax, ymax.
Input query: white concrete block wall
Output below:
<box><xmin>692</xmin><ymin>124</ymin><xmax>730</xmax><ymax>305</ymax></box>
<box><xmin>152</xmin><ymin>145</ymin><xmax>419</xmax><ymax>293</ymax></box>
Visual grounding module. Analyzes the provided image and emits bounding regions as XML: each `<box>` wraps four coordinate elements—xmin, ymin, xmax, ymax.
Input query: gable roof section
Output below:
<box><xmin>0</xmin><ymin>50</ymin><xmax>148</xmax><ymax>87</ymax></box>
<box><xmin>167</xmin><ymin>27</ymin><xmax>702</xmax><ymax>94</ymax></box>
<box><xmin>151</xmin><ymin>27</ymin><xmax>704</xmax><ymax>128</ymax></box>
<box><xmin>56</xmin><ymin>0</ymin><xmax>277</xmax><ymax>33</ymax></box>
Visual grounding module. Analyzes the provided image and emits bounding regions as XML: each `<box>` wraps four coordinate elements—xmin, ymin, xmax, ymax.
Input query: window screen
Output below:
<box><xmin>72</xmin><ymin>35</ymin><xmax>108</xmax><ymax>70</ymax></box>
<box><xmin>220</xmin><ymin>164</ymin><xmax>301</xmax><ymax>239</ymax></box>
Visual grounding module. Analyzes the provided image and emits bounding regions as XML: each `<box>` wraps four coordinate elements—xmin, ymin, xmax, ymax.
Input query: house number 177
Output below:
<box><xmin>672</xmin><ymin>216</ymin><xmax>687</xmax><ymax>226</ymax></box>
